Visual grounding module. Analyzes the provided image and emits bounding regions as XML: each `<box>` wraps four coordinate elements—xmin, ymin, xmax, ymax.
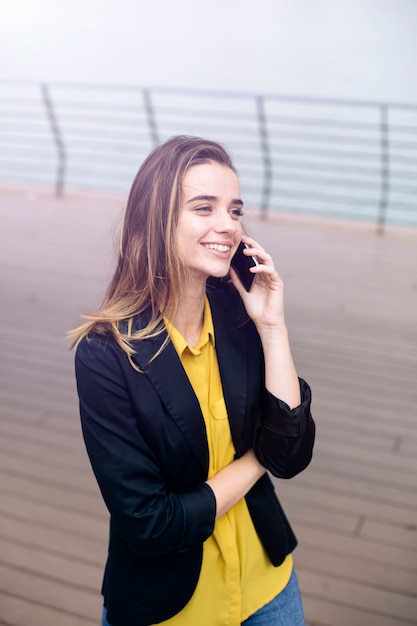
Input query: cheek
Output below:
<box><xmin>174</xmin><ymin>229</ymin><xmax>195</xmax><ymax>262</ymax></box>
<box><xmin>176</xmin><ymin>220</ymin><xmax>202</xmax><ymax>248</ymax></box>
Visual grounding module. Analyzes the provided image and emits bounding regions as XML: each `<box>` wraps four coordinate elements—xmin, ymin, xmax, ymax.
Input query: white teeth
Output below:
<box><xmin>204</xmin><ymin>244</ymin><xmax>231</xmax><ymax>252</ymax></box>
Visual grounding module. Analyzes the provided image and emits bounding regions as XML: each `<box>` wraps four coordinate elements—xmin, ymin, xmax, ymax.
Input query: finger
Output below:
<box><xmin>241</xmin><ymin>237</ymin><xmax>273</xmax><ymax>266</ymax></box>
<box><xmin>250</xmin><ymin>264</ymin><xmax>283</xmax><ymax>288</ymax></box>
<box><xmin>241</xmin><ymin>236</ymin><xmax>263</xmax><ymax>254</ymax></box>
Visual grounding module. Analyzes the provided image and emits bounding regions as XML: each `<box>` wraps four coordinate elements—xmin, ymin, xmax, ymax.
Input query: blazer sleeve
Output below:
<box><xmin>75</xmin><ymin>335</ymin><xmax>216</xmax><ymax>559</ymax></box>
<box><xmin>252</xmin><ymin>378</ymin><xmax>315</xmax><ymax>479</ymax></box>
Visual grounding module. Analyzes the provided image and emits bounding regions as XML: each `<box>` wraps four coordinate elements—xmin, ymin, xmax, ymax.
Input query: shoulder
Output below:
<box><xmin>75</xmin><ymin>331</ymin><xmax>124</xmax><ymax>376</ymax></box>
<box><xmin>76</xmin><ymin>330</ymin><xmax>117</xmax><ymax>356</ymax></box>
<box><xmin>74</xmin><ymin>308</ymin><xmax>164</xmax><ymax>378</ymax></box>
<box><xmin>75</xmin><ymin>307</ymin><xmax>153</xmax><ymax>359</ymax></box>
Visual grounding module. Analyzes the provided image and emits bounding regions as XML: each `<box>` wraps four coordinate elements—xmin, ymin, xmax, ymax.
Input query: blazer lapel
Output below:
<box><xmin>208</xmin><ymin>287</ymin><xmax>249</xmax><ymax>455</ymax></box>
<box><xmin>132</xmin><ymin>324</ymin><xmax>209</xmax><ymax>474</ymax></box>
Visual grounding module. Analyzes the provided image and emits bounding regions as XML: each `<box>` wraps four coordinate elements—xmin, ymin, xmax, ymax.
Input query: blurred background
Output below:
<box><xmin>1</xmin><ymin>1</ymin><xmax>417</xmax><ymax>625</ymax></box>
<box><xmin>2</xmin><ymin>0</ymin><xmax>417</xmax><ymax>98</ymax></box>
<box><xmin>1</xmin><ymin>0</ymin><xmax>417</xmax><ymax>227</ymax></box>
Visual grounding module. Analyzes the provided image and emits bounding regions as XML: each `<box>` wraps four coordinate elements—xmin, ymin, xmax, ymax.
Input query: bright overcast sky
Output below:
<box><xmin>1</xmin><ymin>0</ymin><xmax>417</xmax><ymax>102</ymax></box>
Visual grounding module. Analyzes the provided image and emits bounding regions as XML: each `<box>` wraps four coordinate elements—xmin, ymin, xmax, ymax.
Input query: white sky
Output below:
<box><xmin>1</xmin><ymin>0</ymin><xmax>417</xmax><ymax>102</ymax></box>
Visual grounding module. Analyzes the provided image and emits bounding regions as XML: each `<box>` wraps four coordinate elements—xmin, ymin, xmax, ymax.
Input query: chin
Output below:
<box><xmin>209</xmin><ymin>268</ymin><xmax>230</xmax><ymax>280</ymax></box>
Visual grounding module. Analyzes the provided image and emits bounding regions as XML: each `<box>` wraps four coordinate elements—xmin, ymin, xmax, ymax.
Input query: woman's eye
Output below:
<box><xmin>230</xmin><ymin>208</ymin><xmax>244</xmax><ymax>219</ymax></box>
<box><xmin>195</xmin><ymin>205</ymin><xmax>212</xmax><ymax>213</ymax></box>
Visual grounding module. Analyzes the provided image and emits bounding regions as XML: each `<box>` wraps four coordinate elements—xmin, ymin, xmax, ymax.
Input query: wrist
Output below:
<box><xmin>257</xmin><ymin>323</ymin><xmax>289</xmax><ymax>343</ymax></box>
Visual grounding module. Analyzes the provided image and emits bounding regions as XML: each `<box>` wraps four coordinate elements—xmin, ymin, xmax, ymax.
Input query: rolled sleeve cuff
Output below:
<box><xmin>178</xmin><ymin>482</ymin><xmax>216</xmax><ymax>549</ymax></box>
<box><xmin>263</xmin><ymin>378</ymin><xmax>312</xmax><ymax>437</ymax></box>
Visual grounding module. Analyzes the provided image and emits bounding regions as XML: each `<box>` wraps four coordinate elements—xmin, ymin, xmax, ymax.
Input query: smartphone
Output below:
<box><xmin>231</xmin><ymin>241</ymin><xmax>259</xmax><ymax>291</ymax></box>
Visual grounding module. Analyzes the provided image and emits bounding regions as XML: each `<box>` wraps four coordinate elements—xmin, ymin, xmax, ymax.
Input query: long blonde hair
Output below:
<box><xmin>69</xmin><ymin>136</ymin><xmax>236</xmax><ymax>361</ymax></box>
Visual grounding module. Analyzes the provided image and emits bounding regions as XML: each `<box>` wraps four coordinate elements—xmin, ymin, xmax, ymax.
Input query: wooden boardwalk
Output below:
<box><xmin>0</xmin><ymin>185</ymin><xmax>416</xmax><ymax>626</ymax></box>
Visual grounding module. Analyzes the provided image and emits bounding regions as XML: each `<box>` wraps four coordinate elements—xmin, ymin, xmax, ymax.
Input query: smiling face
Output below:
<box><xmin>176</xmin><ymin>160</ymin><xmax>244</xmax><ymax>289</ymax></box>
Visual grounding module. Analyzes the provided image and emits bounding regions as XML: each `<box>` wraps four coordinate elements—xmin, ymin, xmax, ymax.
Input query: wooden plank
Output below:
<box><xmin>302</xmin><ymin>594</ymin><xmax>413</xmax><ymax>626</ymax></box>
<box><xmin>304</xmin><ymin>339</ymin><xmax>416</xmax><ymax>367</ymax></box>
<box><xmin>299</xmin><ymin>570</ymin><xmax>417</xmax><ymax>623</ymax></box>
<box><xmin>276</xmin><ymin>479</ymin><xmax>417</xmax><ymax>527</ymax></box>
<box><xmin>311</xmin><ymin>400</ymin><xmax>417</xmax><ymax>439</ymax></box>
<box><xmin>0</xmin><ymin>419</ymin><xmax>84</xmax><ymax>452</ymax></box>
<box><xmin>0</xmin><ymin>401</ymin><xmax>79</xmax><ymax>429</ymax></box>
<box><xmin>0</xmin><ymin>451</ymin><xmax>97</xmax><ymax>492</ymax></box>
<box><xmin>0</xmin><ymin>564</ymin><xmax>100</xmax><ymax>621</ymax></box>
<box><xmin>310</xmin><ymin>384</ymin><xmax>417</xmax><ymax>415</ymax></box>
<box><xmin>317</xmin><ymin>426</ymin><xmax>417</xmax><ymax>459</ymax></box>
<box><xmin>295</xmin><ymin>544</ymin><xmax>417</xmax><ymax>596</ymax></box>
<box><xmin>293</xmin><ymin>524</ymin><xmax>417</xmax><ymax>571</ymax></box>
<box><xmin>293</xmin><ymin>466</ymin><xmax>417</xmax><ymax>509</ymax></box>
<box><xmin>0</xmin><ymin>515</ymin><xmax>106</xmax><ymax>565</ymax></box>
<box><xmin>0</xmin><ymin>473</ymin><xmax>105</xmax><ymax>517</ymax></box>
<box><xmin>0</xmin><ymin>493</ymin><xmax>107</xmax><ymax>540</ymax></box>
<box><xmin>360</xmin><ymin>519</ymin><xmax>417</xmax><ymax>550</ymax></box>
<box><xmin>0</xmin><ymin>433</ymin><xmax>90</xmax><ymax>468</ymax></box>
<box><xmin>309</xmin><ymin>450</ymin><xmax>417</xmax><ymax>489</ymax></box>
<box><xmin>0</xmin><ymin>592</ymin><xmax>97</xmax><ymax>626</ymax></box>
<box><xmin>0</xmin><ymin>538</ymin><xmax>102</xmax><ymax>590</ymax></box>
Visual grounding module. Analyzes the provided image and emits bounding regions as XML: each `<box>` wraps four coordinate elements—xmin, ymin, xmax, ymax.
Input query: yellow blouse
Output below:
<box><xmin>161</xmin><ymin>298</ymin><xmax>292</xmax><ymax>626</ymax></box>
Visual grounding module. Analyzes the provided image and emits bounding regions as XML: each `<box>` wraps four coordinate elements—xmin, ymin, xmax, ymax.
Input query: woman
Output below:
<box><xmin>72</xmin><ymin>136</ymin><xmax>315</xmax><ymax>626</ymax></box>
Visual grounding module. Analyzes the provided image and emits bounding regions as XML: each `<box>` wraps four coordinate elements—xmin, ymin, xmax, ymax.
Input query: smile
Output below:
<box><xmin>203</xmin><ymin>243</ymin><xmax>232</xmax><ymax>252</ymax></box>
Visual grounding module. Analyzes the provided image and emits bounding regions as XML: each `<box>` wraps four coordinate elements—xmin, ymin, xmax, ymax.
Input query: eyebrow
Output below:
<box><xmin>186</xmin><ymin>194</ymin><xmax>244</xmax><ymax>206</ymax></box>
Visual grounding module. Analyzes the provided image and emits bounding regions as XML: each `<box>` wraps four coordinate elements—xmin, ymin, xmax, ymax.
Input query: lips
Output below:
<box><xmin>203</xmin><ymin>243</ymin><xmax>232</xmax><ymax>252</ymax></box>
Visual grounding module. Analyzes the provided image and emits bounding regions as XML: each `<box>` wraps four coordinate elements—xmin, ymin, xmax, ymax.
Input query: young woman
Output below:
<box><xmin>72</xmin><ymin>136</ymin><xmax>315</xmax><ymax>626</ymax></box>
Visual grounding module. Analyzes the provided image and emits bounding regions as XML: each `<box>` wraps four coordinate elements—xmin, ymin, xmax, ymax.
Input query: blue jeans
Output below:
<box><xmin>102</xmin><ymin>568</ymin><xmax>305</xmax><ymax>626</ymax></box>
<box><xmin>242</xmin><ymin>569</ymin><xmax>306</xmax><ymax>625</ymax></box>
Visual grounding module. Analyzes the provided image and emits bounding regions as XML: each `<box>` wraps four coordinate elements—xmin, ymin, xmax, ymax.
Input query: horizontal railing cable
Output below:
<box><xmin>0</xmin><ymin>80</ymin><xmax>416</xmax><ymax>230</ymax></box>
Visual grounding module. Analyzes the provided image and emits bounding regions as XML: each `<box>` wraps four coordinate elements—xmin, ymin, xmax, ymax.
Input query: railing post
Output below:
<box><xmin>256</xmin><ymin>95</ymin><xmax>273</xmax><ymax>218</ymax></box>
<box><xmin>377</xmin><ymin>104</ymin><xmax>390</xmax><ymax>235</ymax></box>
<box><xmin>143</xmin><ymin>88</ymin><xmax>159</xmax><ymax>147</ymax></box>
<box><xmin>41</xmin><ymin>83</ymin><xmax>66</xmax><ymax>197</ymax></box>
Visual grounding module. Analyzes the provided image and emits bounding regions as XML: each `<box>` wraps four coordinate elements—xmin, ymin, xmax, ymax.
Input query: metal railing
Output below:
<box><xmin>1</xmin><ymin>80</ymin><xmax>417</xmax><ymax>231</ymax></box>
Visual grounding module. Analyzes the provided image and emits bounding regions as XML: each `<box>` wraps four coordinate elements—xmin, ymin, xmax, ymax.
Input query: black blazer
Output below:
<box><xmin>75</xmin><ymin>279</ymin><xmax>315</xmax><ymax>626</ymax></box>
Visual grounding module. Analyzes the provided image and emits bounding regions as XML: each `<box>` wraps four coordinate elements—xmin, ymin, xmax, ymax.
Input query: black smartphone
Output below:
<box><xmin>231</xmin><ymin>241</ymin><xmax>259</xmax><ymax>291</ymax></box>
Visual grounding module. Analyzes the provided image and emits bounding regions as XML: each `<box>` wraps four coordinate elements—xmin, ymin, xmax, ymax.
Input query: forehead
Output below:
<box><xmin>181</xmin><ymin>161</ymin><xmax>240</xmax><ymax>199</ymax></box>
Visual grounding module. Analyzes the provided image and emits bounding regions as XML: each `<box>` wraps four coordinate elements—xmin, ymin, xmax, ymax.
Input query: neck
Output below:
<box><xmin>167</xmin><ymin>283</ymin><xmax>206</xmax><ymax>348</ymax></box>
